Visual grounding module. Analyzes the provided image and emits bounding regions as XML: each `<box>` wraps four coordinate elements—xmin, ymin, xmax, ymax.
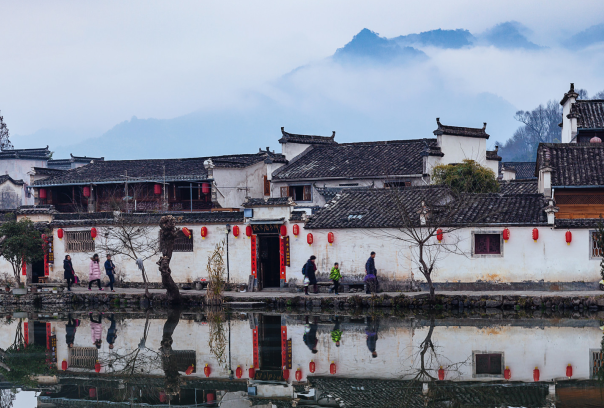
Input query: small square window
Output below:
<box><xmin>591</xmin><ymin>231</ymin><xmax>603</xmax><ymax>259</ymax></box>
<box><xmin>475</xmin><ymin>353</ymin><xmax>503</xmax><ymax>375</ymax></box>
<box><xmin>65</xmin><ymin>230</ymin><xmax>95</xmax><ymax>253</ymax></box>
<box><xmin>474</xmin><ymin>233</ymin><xmax>501</xmax><ymax>255</ymax></box>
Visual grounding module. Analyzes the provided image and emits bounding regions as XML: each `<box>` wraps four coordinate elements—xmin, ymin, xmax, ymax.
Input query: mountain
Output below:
<box><xmin>478</xmin><ymin>22</ymin><xmax>543</xmax><ymax>50</ymax></box>
<box><xmin>333</xmin><ymin>28</ymin><xmax>426</xmax><ymax>64</ymax></box>
<box><xmin>564</xmin><ymin>23</ymin><xmax>604</xmax><ymax>49</ymax></box>
<box><xmin>392</xmin><ymin>29</ymin><xmax>475</xmax><ymax>49</ymax></box>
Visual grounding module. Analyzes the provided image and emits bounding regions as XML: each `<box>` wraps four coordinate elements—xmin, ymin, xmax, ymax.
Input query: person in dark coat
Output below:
<box><xmin>66</xmin><ymin>313</ymin><xmax>78</xmax><ymax>348</ymax></box>
<box><xmin>105</xmin><ymin>313</ymin><xmax>117</xmax><ymax>349</ymax></box>
<box><xmin>365</xmin><ymin>316</ymin><xmax>379</xmax><ymax>358</ymax></box>
<box><xmin>365</xmin><ymin>252</ymin><xmax>378</xmax><ymax>294</ymax></box>
<box><xmin>63</xmin><ymin>255</ymin><xmax>76</xmax><ymax>291</ymax></box>
<box><xmin>304</xmin><ymin>256</ymin><xmax>318</xmax><ymax>295</ymax></box>
<box><xmin>104</xmin><ymin>255</ymin><xmax>116</xmax><ymax>292</ymax></box>
<box><xmin>303</xmin><ymin>316</ymin><xmax>318</xmax><ymax>354</ymax></box>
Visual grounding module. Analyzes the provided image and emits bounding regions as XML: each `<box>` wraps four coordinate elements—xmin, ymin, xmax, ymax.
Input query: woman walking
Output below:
<box><xmin>303</xmin><ymin>255</ymin><xmax>318</xmax><ymax>295</ymax></box>
<box><xmin>88</xmin><ymin>253</ymin><xmax>103</xmax><ymax>291</ymax></box>
<box><xmin>63</xmin><ymin>255</ymin><xmax>76</xmax><ymax>291</ymax></box>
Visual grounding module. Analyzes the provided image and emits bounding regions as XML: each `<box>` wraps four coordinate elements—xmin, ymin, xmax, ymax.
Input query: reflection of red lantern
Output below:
<box><xmin>39</xmin><ymin>188</ymin><xmax>47</xmax><ymax>199</ymax></box>
<box><xmin>293</xmin><ymin>224</ymin><xmax>300</xmax><ymax>236</ymax></box>
<box><xmin>57</xmin><ymin>228</ymin><xmax>64</xmax><ymax>239</ymax></box>
<box><xmin>182</xmin><ymin>227</ymin><xmax>191</xmax><ymax>238</ymax></box>
<box><xmin>566</xmin><ymin>231</ymin><xmax>572</xmax><ymax>245</ymax></box>
<box><xmin>532</xmin><ymin>228</ymin><xmax>539</xmax><ymax>242</ymax></box>
<box><xmin>204</xmin><ymin>364</ymin><xmax>211</xmax><ymax>377</ymax></box>
<box><xmin>83</xmin><ymin>186</ymin><xmax>91</xmax><ymax>197</ymax></box>
<box><xmin>62</xmin><ymin>360</ymin><xmax>67</xmax><ymax>371</ymax></box>
<box><xmin>533</xmin><ymin>367</ymin><xmax>540</xmax><ymax>382</ymax></box>
<box><xmin>438</xmin><ymin>366</ymin><xmax>444</xmax><ymax>380</ymax></box>
<box><xmin>201</xmin><ymin>226</ymin><xmax>208</xmax><ymax>239</ymax></box>
<box><xmin>186</xmin><ymin>365</ymin><xmax>194</xmax><ymax>375</ymax></box>
<box><xmin>307</xmin><ymin>233</ymin><xmax>313</xmax><ymax>246</ymax></box>
<box><xmin>280</xmin><ymin>225</ymin><xmax>287</xmax><ymax>236</ymax></box>
<box><xmin>159</xmin><ymin>392</ymin><xmax>166</xmax><ymax>403</ymax></box>
<box><xmin>236</xmin><ymin>366</ymin><xmax>243</xmax><ymax>379</ymax></box>
<box><xmin>436</xmin><ymin>229</ymin><xmax>443</xmax><ymax>242</ymax></box>
<box><xmin>89</xmin><ymin>388</ymin><xmax>96</xmax><ymax>398</ymax></box>
<box><xmin>154</xmin><ymin>184</ymin><xmax>162</xmax><ymax>195</ymax></box>
<box><xmin>327</xmin><ymin>232</ymin><xmax>334</xmax><ymax>245</ymax></box>
<box><xmin>503</xmin><ymin>228</ymin><xmax>510</xmax><ymax>242</ymax></box>
<box><xmin>283</xmin><ymin>369</ymin><xmax>289</xmax><ymax>381</ymax></box>
<box><xmin>249</xmin><ymin>365</ymin><xmax>255</xmax><ymax>378</ymax></box>
<box><xmin>246</xmin><ymin>225</ymin><xmax>252</xmax><ymax>238</ymax></box>
<box><xmin>202</xmin><ymin>183</ymin><xmax>211</xmax><ymax>194</ymax></box>
<box><xmin>566</xmin><ymin>364</ymin><xmax>573</xmax><ymax>378</ymax></box>
<box><xmin>330</xmin><ymin>362</ymin><xmax>336</xmax><ymax>375</ymax></box>
<box><xmin>295</xmin><ymin>368</ymin><xmax>302</xmax><ymax>382</ymax></box>
<box><xmin>504</xmin><ymin>366</ymin><xmax>511</xmax><ymax>380</ymax></box>
<box><xmin>91</xmin><ymin>227</ymin><xmax>97</xmax><ymax>240</ymax></box>
<box><xmin>95</xmin><ymin>362</ymin><xmax>101</xmax><ymax>373</ymax></box>
<box><xmin>309</xmin><ymin>360</ymin><xmax>315</xmax><ymax>373</ymax></box>
<box><xmin>233</xmin><ymin>225</ymin><xmax>240</xmax><ymax>238</ymax></box>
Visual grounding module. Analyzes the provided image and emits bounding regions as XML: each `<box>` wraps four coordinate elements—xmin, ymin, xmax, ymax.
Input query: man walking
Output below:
<box><xmin>365</xmin><ymin>251</ymin><xmax>378</xmax><ymax>294</ymax></box>
<box><xmin>104</xmin><ymin>254</ymin><xmax>116</xmax><ymax>292</ymax></box>
<box><xmin>303</xmin><ymin>256</ymin><xmax>318</xmax><ymax>295</ymax></box>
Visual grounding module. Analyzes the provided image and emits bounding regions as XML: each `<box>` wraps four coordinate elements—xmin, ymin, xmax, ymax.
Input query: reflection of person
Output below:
<box><xmin>89</xmin><ymin>312</ymin><xmax>103</xmax><ymax>349</ymax></box>
<box><xmin>66</xmin><ymin>314</ymin><xmax>79</xmax><ymax>348</ymax></box>
<box><xmin>331</xmin><ymin>316</ymin><xmax>342</xmax><ymax>347</ymax></box>
<box><xmin>104</xmin><ymin>255</ymin><xmax>116</xmax><ymax>292</ymax></box>
<box><xmin>303</xmin><ymin>316</ymin><xmax>318</xmax><ymax>354</ymax></box>
<box><xmin>105</xmin><ymin>314</ymin><xmax>117</xmax><ymax>349</ymax></box>
<box><xmin>64</xmin><ymin>255</ymin><xmax>75</xmax><ymax>291</ymax></box>
<box><xmin>365</xmin><ymin>317</ymin><xmax>379</xmax><ymax>358</ymax></box>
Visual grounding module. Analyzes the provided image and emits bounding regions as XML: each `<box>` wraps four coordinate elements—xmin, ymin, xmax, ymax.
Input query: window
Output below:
<box><xmin>590</xmin><ymin>349</ymin><xmax>604</xmax><ymax>379</ymax></box>
<box><xmin>163</xmin><ymin>350</ymin><xmax>196</xmax><ymax>372</ymax></box>
<box><xmin>263</xmin><ymin>176</ymin><xmax>271</xmax><ymax>196</ymax></box>
<box><xmin>591</xmin><ymin>231</ymin><xmax>603</xmax><ymax>259</ymax></box>
<box><xmin>474</xmin><ymin>353</ymin><xmax>503</xmax><ymax>376</ymax></box>
<box><xmin>280</xmin><ymin>185</ymin><xmax>311</xmax><ymax>201</ymax></box>
<box><xmin>69</xmin><ymin>347</ymin><xmax>98</xmax><ymax>369</ymax></box>
<box><xmin>65</xmin><ymin>230</ymin><xmax>95</xmax><ymax>253</ymax></box>
<box><xmin>160</xmin><ymin>229</ymin><xmax>193</xmax><ymax>252</ymax></box>
<box><xmin>474</xmin><ymin>233</ymin><xmax>501</xmax><ymax>255</ymax></box>
<box><xmin>384</xmin><ymin>181</ymin><xmax>411</xmax><ymax>189</ymax></box>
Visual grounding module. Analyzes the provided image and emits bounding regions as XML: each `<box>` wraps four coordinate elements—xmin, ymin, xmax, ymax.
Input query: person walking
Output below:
<box><xmin>88</xmin><ymin>254</ymin><xmax>103</xmax><ymax>291</ymax></box>
<box><xmin>105</xmin><ymin>314</ymin><xmax>118</xmax><ymax>350</ymax></box>
<box><xmin>303</xmin><ymin>256</ymin><xmax>318</xmax><ymax>295</ymax></box>
<box><xmin>329</xmin><ymin>262</ymin><xmax>341</xmax><ymax>295</ymax></box>
<box><xmin>66</xmin><ymin>313</ymin><xmax>78</xmax><ymax>348</ymax></box>
<box><xmin>89</xmin><ymin>312</ymin><xmax>103</xmax><ymax>349</ymax></box>
<box><xmin>365</xmin><ymin>252</ymin><xmax>378</xmax><ymax>294</ymax></box>
<box><xmin>104</xmin><ymin>254</ymin><xmax>116</xmax><ymax>292</ymax></box>
<box><xmin>63</xmin><ymin>255</ymin><xmax>76</xmax><ymax>291</ymax></box>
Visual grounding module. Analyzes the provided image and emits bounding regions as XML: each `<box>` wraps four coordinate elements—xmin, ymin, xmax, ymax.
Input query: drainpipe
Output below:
<box><xmin>225</xmin><ymin>224</ymin><xmax>231</xmax><ymax>283</ymax></box>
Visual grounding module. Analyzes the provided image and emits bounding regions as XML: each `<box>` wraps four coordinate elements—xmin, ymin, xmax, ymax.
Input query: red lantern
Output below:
<box><xmin>249</xmin><ymin>365</ymin><xmax>256</xmax><ymax>378</ymax></box>
<box><xmin>39</xmin><ymin>188</ymin><xmax>47</xmax><ymax>199</ymax></box>
<box><xmin>182</xmin><ymin>227</ymin><xmax>191</xmax><ymax>239</ymax></box>
<box><xmin>95</xmin><ymin>361</ymin><xmax>101</xmax><ymax>373</ymax></box>
<box><xmin>503</xmin><ymin>228</ymin><xmax>510</xmax><ymax>242</ymax></box>
<box><xmin>330</xmin><ymin>362</ymin><xmax>336</xmax><ymax>375</ymax></box>
<box><xmin>327</xmin><ymin>232</ymin><xmax>335</xmax><ymax>245</ymax></box>
<box><xmin>309</xmin><ymin>360</ymin><xmax>316</xmax><ymax>373</ymax></box>
<box><xmin>295</xmin><ymin>368</ymin><xmax>302</xmax><ymax>382</ymax></box>
<box><xmin>159</xmin><ymin>392</ymin><xmax>167</xmax><ymax>403</ymax></box>
<box><xmin>201</xmin><ymin>226</ymin><xmax>208</xmax><ymax>239</ymax></box>
<box><xmin>233</xmin><ymin>225</ymin><xmax>240</xmax><ymax>238</ymax></box>
<box><xmin>90</xmin><ymin>227</ymin><xmax>97</xmax><ymax>240</ymax></box>
<box><xmin>566</xmin><ymin>231</ymin><xmax>572</xmax><ymax>245</ymax></box>
<box><xmin>533</xmin><ymin>367</ymin><xmax>540</xmax><ymax>382</ymax></box>
<box><xmin>532</xmin><ymin>228</ymin><xmax>539</xmax><ymax>242</ymax></box>
<box><xmin>293</xmin><ymin>224</ymin><xmax>300</xmax><ymax>236</ymax></box>
<box><xmin>186</xmin><ymin>364</ymin><xmax>194</xmax><ymax>375</ymax></box>
<box><xmin>154</xmin><ymin>184</ymin><xmax>162</xmax><ymax>195</ymax></box>
<box><xmin>202</xmin><ymin>183</ymin><xmax>211</xmax><ymax>194</ymax></box>
<box><xmin>236</xmin><ymin>366</ymin><xmax>243</xmax><ymax>379</ymax></box>
<box><xmin>282</xmin><ymin>369</ymin><xmax>289</xmax><ymax>381</ymax></box>
<box><xmin>89</xmin><ymin>388</ymin><xmax>97</xmax><ymax>398</ymax></box>
<box><xmin>246</xmin><ymin>225</ymin><xmax>252</xmax><ymax>238</ymax></box>
<box><xmin>204</xmin><ymin>364</ymin><xmax>211</xmax><ymax>377</ymax></box>
<box><xmin>438</xmin><ymin>366</ymin><xmax>445</xmax><ymax>381</ymax></box>
<box><xmin>62</xmin><ymin>360</ymin><xmax>67</xmax><ymax>371</ymax></box>
<box><xmin>83</xmin><ymin>186</ymin><xmax>91</xmax><ymax>197</ymax></box>
<box><xmin>57</xmin><ymin>228</ymin><xmax>64</xmax><ymax>240</ymax></box>
<box><xmin>307</xmin><ymin>233</ymin><xmax>313</xmax><ymax>246</ymax></box>
<box><xmin>436</xmin><ymin>229</ymin><xmax>443</xmax><ymax>242</ymax></box>
<box><xmin>566</xmin><ymin>364</ymin><xmax>573</xmax><ymax>378</ymax></box>
<box><xmin>280</xmin><ymin>225</ymin><xmax>287</xmax><ymax>236</ymax></box>
<box><xmin>503</xmin><ymin>366</ymin><xmax>511</xmax><ymax>380</ymax></box>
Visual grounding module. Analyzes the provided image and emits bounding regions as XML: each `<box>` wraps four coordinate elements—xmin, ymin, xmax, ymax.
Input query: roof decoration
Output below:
<box><xmin>0</xmin><ymin>146</ymin><xmax>51</xmax><ymax>160</ymax></box>
<box><xmin>242</xmin><ymin>197</ymin><xmax>295</xmax><ymax>207</ymax></box>
<box><xmin>278</xmin><ymin>127</ymin><xmax>337</xmax><ymax>145</ymax></box>
<box><xmin>433</xmin><ymin>118</ymin><xmax>490</xmax><ymax>139</ymax></box>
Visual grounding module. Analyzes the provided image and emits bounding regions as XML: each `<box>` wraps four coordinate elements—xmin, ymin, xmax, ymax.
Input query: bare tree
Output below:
<box><xmin>206</xmin><ymin>241</ymin><xmax>226</xmax><ymax>306</ymax></box>
<box><xmin>157</xmin><ymin>215</ymin><xmax>182</xmax><ymax>303</ymax></box>
<box><xmin>0</xmin><ymin>112</ymin><xmax>13</xmax><ymax>150</ymax></box>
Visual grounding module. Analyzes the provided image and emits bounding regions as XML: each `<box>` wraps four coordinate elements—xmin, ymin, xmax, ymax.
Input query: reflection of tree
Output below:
<box><xmin>0</xmin><ymin>389</ymin><xmax>15</xmax><ymax>408</ymax></box>
<box><xmin>160</xmin><ymin>308</ymin><xmax>183</xmax><ymax>397</ymax></box>
<box><xmin>207</xmin><ymin>310</ymin><xmax>227</xmax><ymax>370</ymax></box>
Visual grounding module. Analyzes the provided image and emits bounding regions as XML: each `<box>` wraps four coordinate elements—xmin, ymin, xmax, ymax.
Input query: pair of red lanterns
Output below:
<box><xmin>306</xmin><ymin>360</ymin><xmax>336</xmax><ymax>375</ymax></box>
<box><xmin>56</xmin><ymin>227</ymin><xmax>97</xmax><ymax>240</ymax></box>
<box><xmin>305</xmin><ymin>232</ymin><xmax>335</xmax><ymax>246</ymax></box>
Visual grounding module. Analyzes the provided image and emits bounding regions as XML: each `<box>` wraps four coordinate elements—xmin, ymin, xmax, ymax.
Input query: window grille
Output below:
<box><xmin>591</xmin><ymin>349</ymin><xmax>604</xmax><ymax>379</ymax></box>
<box><xmin>69</xmin><ymin>347</ymin><xmax>98</xmax><ymax>369</ymax></box>
<box><xmin>474</xmin><ymin>234</ymin><xmax>501</xmax><ymax>255</ymax></box>
<box><xmin>160</xmin><ymin>229</ymin><xmax>193</xmax><ymax>252</ymax></box>
<box><xmin>65</xmin><ymin>230</ymin><xmax>95</xmax><ymax>253</ymax></box>
<box><xmin>162</xmin><ymin>350</ymin><xmax>196</xmax><ymax>372</ymax></box>
<box><xmin>475</xmin><ymin>353</ymin><xmax>503</xmax><ymax>375</ymax></box>
<box><xmin>592</xmin><ymin>232</ymin><xmax>603</xmax><ymax>259</ymax></box>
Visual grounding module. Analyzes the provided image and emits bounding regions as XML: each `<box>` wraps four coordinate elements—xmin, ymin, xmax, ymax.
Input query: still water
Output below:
<box><xmin>1</xmin><ymin>308</ymin><xmax>604</xmax><ymax>407</ymax></box>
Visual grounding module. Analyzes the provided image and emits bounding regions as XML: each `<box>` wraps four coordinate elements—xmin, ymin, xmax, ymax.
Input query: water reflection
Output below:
<box><xmin>0</xmin><ymin>309</ymin><xmax>602</xmax><ymax>406</ymax></box>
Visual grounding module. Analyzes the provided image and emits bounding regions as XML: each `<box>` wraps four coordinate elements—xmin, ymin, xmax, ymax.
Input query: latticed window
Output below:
<box><xmin>69</xmin><ymin>347</ymin><xmax>98</xmax><ymax>369</ymax></box>
<box><xmin>162</xmin><ymin>350</ymin><xmax>196</xmax><ymax>372</ymax></box>
<box><xmin>475</xmin><ymin>353</ymin><xmax>503</xmax><ymax>375</ymax></box>
<box><xmin>160</xmin><ymin>229</ymin><xmax>193</xmax><ymax>252</ymax></box>
<box><xmin>474</xmin><ymin>234</ymin><xmax>501</xmax><ymax>255</ymax></box>
<box><xmin>592</xmin><ymin>231</ymin><xmax>603</xmax><ymax>259</ymax></box>
<box><xmin>65</xmin><ymin>230</ymin><xmax>95</xmax><ymax>253</ymax></box>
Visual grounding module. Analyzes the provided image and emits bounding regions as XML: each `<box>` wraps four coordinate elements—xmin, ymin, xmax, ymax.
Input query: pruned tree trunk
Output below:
<box><xmin>157</xmin><ymin>216</ymin><xmax>182</xmax><ymax>304</ymax></box>
<box><xmin>160</xmin><ymin>308</ymin><xmax>182</xmax><ymax>396</ymax></box>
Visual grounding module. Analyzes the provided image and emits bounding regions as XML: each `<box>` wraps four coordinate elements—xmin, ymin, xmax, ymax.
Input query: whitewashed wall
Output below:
<box><xmin>214</xmin><ymin>161</ymin><xmax>267</xmax><ymax>209</ymax></box>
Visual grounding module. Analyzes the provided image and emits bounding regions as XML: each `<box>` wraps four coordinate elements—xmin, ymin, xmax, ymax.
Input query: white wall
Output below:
<box><xmin>214</xmin><ymin>162</ymin><xmax>267</xmax><ymax>208</ymax></box>
<box><xmin>438</xmin><ymin>134</ymin><xmax>487</xmax><ymax>166</ymax></box>
<box><xmin>0</xmin><ymin>180</ymin><xmax>23</xmax><ymax>209</ymax></box>
<box><xmin>281</xmin><ymin>143</ymin><xmax>312</xmax><ymax>162</ymax></box>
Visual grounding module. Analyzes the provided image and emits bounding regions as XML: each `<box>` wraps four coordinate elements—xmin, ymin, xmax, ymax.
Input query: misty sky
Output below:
<box><xmin>1</xmin><ymin>0</ymin><xmax>604</xmax><ymax>158</ymax></box>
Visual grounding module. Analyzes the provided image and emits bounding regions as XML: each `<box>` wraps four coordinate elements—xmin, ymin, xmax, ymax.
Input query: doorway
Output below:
<box><xmin>31</xmin><ymin>260</ymin><xmax>44</xmax><ymax>283</ymax></box>
<box><xmin>259</xmin><ymin>315</ymin><xmax>282</xmax><ymax>369</ymax></box>
<box><xmin>258</xmin><ymin>236</ymin><xmax>280</xmax><ymax>288</ymax></box>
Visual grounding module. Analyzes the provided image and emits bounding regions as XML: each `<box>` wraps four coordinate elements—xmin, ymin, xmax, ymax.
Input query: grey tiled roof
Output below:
<box><xmin>433</xmin><ymin>118</ymin><xmax>490</xmax><ymax>139</ymax></box>
<box><xmin>272</xmin><ymin>139</ymin><xmax>436</xmax><ymax>181</ymax></box>
<box><xmin>537</xmin><ymin>143</ymin><xmax>604</xmax><ymax>186</ymax></box>
<box><xmin>0</xmin><ymin>146</ymin><xmax>51</xmax><ymax>160</ymax></box>
<box><xmin>49</xmin><ymin>211</ymin><xmax>244</xmax><ymax>227</ymax></box>
<box><xmin>32</xmin><ymin>167</ymin><xmax>67</xmax><ymax>176</ymax></box>
<box><xmin>17</xmin><ymin>205</ymin><xmax>57</xmax><ymax>214</ymax></box>
<box><xmin>568</xmin><ymin>100</ymin><xmax>604</xmax><ymax>129</ymax></box>
<box><xmin>305</xmin><ymin>187</ymin><xmax>548</xmax><ymax>229</ymax></box>
<box><xmin>500</xmin><ymin>162</ymin><xmax>537</xmax><ymax>179</ymax></box>
<box><xmin>0</xmin><ymin>175</ymin><xmax>24</xmax><ymax>185</ymax></box>
<box><xmin>289</xmin><ymin>210</ymin><xmax>306</xmax><ymax>221</ymax></box>
<box><xmin>486</xmin><ymin>149</ymin><xmax>502</xmax><ymax>161</ymax></box>
<box><xmin>554</xmin><ymin>218</ymin><xmax>603</xmax><ymax>229</ymax></box>
<box><xmin>498</xmin><ymin>179</ymin><xmax>538</xmax><ymax>195</ymax></box>
<box><xmin>242</xmin><ymin>197</ymin><xmax>295</xmax><ymax>207</ymax></box>
<box><xmin>278</xmin><ymin>127</ymin><xmax>337</xmax><ymax>145</ymax></box>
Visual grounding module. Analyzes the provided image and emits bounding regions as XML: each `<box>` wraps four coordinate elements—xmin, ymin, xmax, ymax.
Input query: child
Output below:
<box><xmin>329</xmin><ymin>262</ymin><xmax>342</xmax><ymax>295</ymax></box>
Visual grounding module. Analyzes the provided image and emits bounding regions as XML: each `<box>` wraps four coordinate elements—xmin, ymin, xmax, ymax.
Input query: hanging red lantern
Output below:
<box><xmin>249</xmin><ymin>365</ymin><xmax>256</xmax><ymax>378</ymax></box>
<box><xmin>309</xmin><ymin>360</ymin><xmax>316</xmax><ymax>373</ymax></box>
<box><xmin>330</xmin><ymin>362</ymin><xmax>336</xmax><ymax>375</ymax></box>
<box><xmin>533</xmin><ymin>367</ymin><xmax>540</xmax><ymax>382</ymax></box>
<box><xmin>566</xmin><ymin>364</ymin><xmax>573</xmax><ymax>378</ymax></box>
<box><xmin>246</xmin><ymin>225</ymin><xmax>252</xmax><ymax>238</ymax></box>
<box><xmin>282</xmin><ymin>369</ymin><xmax>289</xmax><ymax>381</ymax></box>
<box><xmin>185</xmin><ymin>365</ymin><xmax>194</xmax><ymax>375</ymax></box>
<box><xmin>236</xmin><ymin>366</ymin><xmax>243</xmax><ymax>379</ymax></box>
<box><xmin>83</xmin><ymin>186</ymin><xmax>91</xmax><ymax>197</ymax></box>
<box><xmin>202</xmin><ymin>183</ymin><xmax>211</xmax><ymax>194</ymax></box>
<box><xmin>182</xmin><ymin>227</ymin><xmax>191</xmax><ymax>239</ymax></box>
<box><xmin>502</xmin><ymin>228</ymin><xmax>510</xmax><ymax>242</ymax></box>
<box><xmin>57</xmin><ymin>228</ymin><xmax>64</xmax><ymax>239</ymax></box>
<box><xmin>532</xmin><ymin>228</ymin><xmax>539</xmax><ymax>242</ymax></box>
<box><xmin>90</xmin><ymin>227</ymin><xmax>97</xmax><ymax>240</ymax></box>
<box><xmin>201</xmin><ymin>226</ymin><xmax>208</xmax><ymax>239</ymax></box>
<box><xmin>436</xmin><ymin>229</ymin><xmax>443</xmax><ymax>242</ymax></box>
<box><xmin>565</xmin><ymin>231</ymin><xmax>572</xmax><ymax>245</ymax></box>
<box><xmin>438</xmin><ymin>366</ymin><xmax>445</xmax><ymax>381</ymax></box>
<box><xmin>62</xmin><ymin>360</ymin><xmax>68</xmax><ymax>371</ymax></box>
<box><xmin>307</xmin><ymin>233</ymin><xmax>313</xmax><ymax>246</ymax></box>
<box><xmin>95</xmin><ymin>361</ymin><xmax>101</xmax><ymax>373</ymax></box>
<box><xmin>293</xmin><ymin>224</ymin><xmax>300</xmax><ymax>236</ymax></box>
<box><xmin>41</xmin><ymin>234</ymin><xmax>46</xmax><ymax>242</ymax></box>
<box><xmin>204</xmin><ymin>364</ymin><xmax>211</xmax><ymax>377</ymax></box>
<box><xmin>503</xmin><ymin>366</ymin><xmax>511</xmax><ymax>380</ymax></box>
<box><xmin>280</xmin><ymin>225</ymin><xmax>287</xmax><ymax>236</ymax></box>
<box><xmin>295</xmin><ymin>368</ymin><xmax>302</xmax><ymax>382</ymax></box>
<box><xmin>327</xmin><ymin>232</ymin><xmax>335</xmax><ymax>245</ymax></box>
<box><xmin>39</xmin><ymin>188</ymin><xmax>47</xmax><ymax>199</ymax></box>
<box><xmin>154</xmin><ymin>184</ymin><xmax>162</xmax><ymax>195</ymax></box>
<box><xmin>232</xmin><ymin>225</ymin><xmax>240</xmax><ymax>238</ymax></box>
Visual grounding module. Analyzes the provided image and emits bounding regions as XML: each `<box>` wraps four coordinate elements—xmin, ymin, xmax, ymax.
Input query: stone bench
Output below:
<box><xmin>29</xmin><ymin>283</ymin><xmax>67</xmax><ymax>293</ymax></box>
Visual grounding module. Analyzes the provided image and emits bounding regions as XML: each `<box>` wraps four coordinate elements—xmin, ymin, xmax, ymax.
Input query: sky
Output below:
<box><xmin>1</xmin><ymin>1</ymin><xmax>604</xmax><ymax>159</ymax></box>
